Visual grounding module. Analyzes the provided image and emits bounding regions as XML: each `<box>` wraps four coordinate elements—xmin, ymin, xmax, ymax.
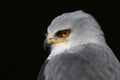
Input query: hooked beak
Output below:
<box><xmin>43</xmin><ymin>35</ymin><xmax>67</xmax><ymax>50</ymax></box>
<box><xmin>43</xmin><ymin>35</ymin><xmax>54</xmax><ymax>50</ymax></box>
<box><xmin>43</xmin><ymin>39</ymin><xmax>51</xmax><ymax>50</ymax></box>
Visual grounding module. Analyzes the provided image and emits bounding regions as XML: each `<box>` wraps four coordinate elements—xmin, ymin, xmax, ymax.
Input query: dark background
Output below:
<box><xmin>7</xmin><ymin>0</ymin><xmax>120</xmax><ymax>80</ymax></box>
<box><xmin>0</xmin><ymin>0</ymin><xmax>8</xmax><ymax>8</ymax></box>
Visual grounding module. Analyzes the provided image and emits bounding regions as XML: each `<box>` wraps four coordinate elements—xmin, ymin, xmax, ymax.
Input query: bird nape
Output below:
<box><xmin>37</xmin><ymin>10</ymin><xmax>120</xmax><ymax>80</ymax></box>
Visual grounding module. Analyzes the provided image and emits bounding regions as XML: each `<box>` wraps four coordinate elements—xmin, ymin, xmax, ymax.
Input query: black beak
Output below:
<box><xmin>43</xmin><ymin>39</ymin><xmax>51</xmax><ymax>50</ymax></box>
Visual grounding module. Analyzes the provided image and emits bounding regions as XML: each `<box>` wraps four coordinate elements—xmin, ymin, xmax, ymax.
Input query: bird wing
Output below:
<box><xmin>37</xmin><ymin>43</ymin><xmax>120</xmax><ymax>80</ymax></box>
<box><xmin>37</xmin><ymin>60</ymin><xmax>49</xmax><ymax>80</ymax></box>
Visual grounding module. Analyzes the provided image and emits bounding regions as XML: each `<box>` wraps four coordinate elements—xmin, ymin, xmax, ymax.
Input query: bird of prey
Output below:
<box><xmin>37</xmin><ymin>10</ymin><xmax>120</xmax><ymax>80</ymax></box>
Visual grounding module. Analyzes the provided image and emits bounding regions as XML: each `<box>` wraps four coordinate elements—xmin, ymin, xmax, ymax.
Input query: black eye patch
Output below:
<box><xmin>55</xmin><ymin>29</ymin><xmax>71</xmax><ymax>38</ymax></box>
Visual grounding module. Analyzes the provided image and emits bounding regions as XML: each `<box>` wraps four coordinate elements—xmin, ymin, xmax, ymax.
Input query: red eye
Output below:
<box><xmin>56</xmin><ymin>29</ymin><xmax>71</xmax><ymax>38</ymax></box>
<box><xmin>61</xmin><ymin>30</ymin><xmax>70</xmax><ymax>38</ymax></box>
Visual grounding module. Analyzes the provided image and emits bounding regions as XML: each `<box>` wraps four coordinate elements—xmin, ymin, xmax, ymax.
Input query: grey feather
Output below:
<box><xmin>37</xmin><ymin>10</ymin><xmax>120</xmax><ymax>80</ymax></box>
<box><xmin>40</xmin><ymin>43</ymin><xmax>120</xmax><ymax>80</ymax></box>
<box><xmin>37</xmin><ymin>60</ymin><xmax>49</xmax><ymax>80</ymax></box>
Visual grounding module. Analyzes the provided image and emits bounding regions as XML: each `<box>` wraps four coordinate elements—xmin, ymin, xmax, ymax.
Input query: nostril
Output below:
<box><xmin>48</xmin><ymin>37</ymin><xmax>53</xmax><ymax>40</ymax></box>
<box><xmin>47</xmin><ymin>35</ymin><xmax>54</xmax><ymax>40</ymax></box>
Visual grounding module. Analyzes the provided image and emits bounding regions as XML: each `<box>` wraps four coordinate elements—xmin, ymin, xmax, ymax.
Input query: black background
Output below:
<box><xmin>7</xmin><ymin>0</ymin><xmax>120</xmax><ymax>80</ymax></box>
<box><xmin>0</xmin><ymin>0</ymin><xmax>8</xmax><ymax>8</ymax></box>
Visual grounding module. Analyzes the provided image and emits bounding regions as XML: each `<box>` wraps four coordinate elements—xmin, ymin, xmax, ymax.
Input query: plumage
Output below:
<box><xmin>37</xmin><ymin>10</ymin><xmax>120</xmax><ymax>80</ymax></box>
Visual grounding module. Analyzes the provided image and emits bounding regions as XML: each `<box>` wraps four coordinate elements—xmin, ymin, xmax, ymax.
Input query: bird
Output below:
<box><xmin>37</xmin><ymin>10</ymin><xmax>120</xmax><ymax>80</ymax></box>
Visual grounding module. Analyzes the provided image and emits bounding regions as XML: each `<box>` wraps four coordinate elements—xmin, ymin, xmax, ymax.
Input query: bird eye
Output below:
<box><xmin>55</xmin><ymin>29</ymin><xmax>71</xmax><ymax>38</ymax></box>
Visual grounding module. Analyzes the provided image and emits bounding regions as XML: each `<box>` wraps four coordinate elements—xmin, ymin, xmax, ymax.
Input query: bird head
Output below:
<box><xmin>44</xmin><ymin>10</ymin><xmax>106</xmax><ymax>59</ymax></box>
